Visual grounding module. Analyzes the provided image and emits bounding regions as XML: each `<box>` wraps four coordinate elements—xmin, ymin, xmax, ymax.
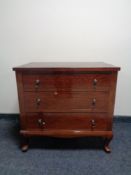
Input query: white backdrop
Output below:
<box><xmin>0</xmin><ymin>0</ymin><xmax>131</xmax><ymax>115</ymax></box>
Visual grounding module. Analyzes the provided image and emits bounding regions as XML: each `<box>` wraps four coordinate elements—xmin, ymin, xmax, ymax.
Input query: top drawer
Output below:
<box><xmin>22</xmin><ymin>73</ymin><xmax>111</xmax><ymax>92</ymax></box>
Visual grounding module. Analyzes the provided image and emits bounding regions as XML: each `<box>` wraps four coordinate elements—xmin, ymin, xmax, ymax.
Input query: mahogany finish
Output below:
<box><xmin>24</xmin><ymin>91</ymin><xmax>109</xmax><ymax>113</ymax></box>
<box><xmin>25</xmin><ymin>113</ymin><xmax>109</xmax><ymax>130</ymax></box>
<box><xmin>13</xmin><ymin>62</ymin><xmax>120</xmax><ymax>152</ymax></box>
<box><xmin>22</xmin><ymin>73</ymin><xmax>111</xmax><ymax>92</ymax></box>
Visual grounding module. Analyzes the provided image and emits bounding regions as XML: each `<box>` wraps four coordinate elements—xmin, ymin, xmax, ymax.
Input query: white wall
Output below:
<box><xmin>0</xmin><ymin>0</ymin><xmax>131</xmax><ymax>115</ymax></box>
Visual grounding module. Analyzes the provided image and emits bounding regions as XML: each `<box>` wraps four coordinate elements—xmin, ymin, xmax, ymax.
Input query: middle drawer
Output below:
<box><xmin>24</xmin><ymin>91</ymin><xmax>109</xmax><ymax>113</ymax></box>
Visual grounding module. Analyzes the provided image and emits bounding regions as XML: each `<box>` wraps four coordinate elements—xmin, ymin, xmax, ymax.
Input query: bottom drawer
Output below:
<box><xmin>26</xmin><ymin>113</ymin><xmax>110</xmax><ymax>131</ymax></box>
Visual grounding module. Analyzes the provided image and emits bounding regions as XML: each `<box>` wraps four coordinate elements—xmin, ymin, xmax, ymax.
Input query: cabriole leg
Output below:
<box><xmin>21</xmin><ymin>136</ymin><xmax>29</xmax><ymax>152</ymax></box>
<box><xmin>104</xmin><ymin>136</ymin><xmax>113</xmax><ymax>153</ymax></box>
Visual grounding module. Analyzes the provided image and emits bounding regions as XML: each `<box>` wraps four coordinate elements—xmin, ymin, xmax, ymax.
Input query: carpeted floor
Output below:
<box><xmin>0</xmin><ymin>118</ymin><xmax>131</xmax><ymax>175</ymax></box>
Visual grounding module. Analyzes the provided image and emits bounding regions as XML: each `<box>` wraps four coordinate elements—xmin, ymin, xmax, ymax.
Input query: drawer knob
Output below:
<box><xmin>36</xmin><ymin>98</ymin><xmax>41</xmax><ymax>106</ymax></box>
<box><xmin>93</xmin><ymin>79</ymin><xmax>97</xmax><ymax>86</ymax></box>
<box><xmin>36</xmin><ymin>79</ymin><xmax>40</xmax><ymax>84</ymax></box>
<box><xmin>38</xmin><ymin>119</ymin><xmax>45</xmax><ymax>127</ymax></box>
<box><xmin>35</xmin><ymin>79</ymin><xmax>40</xmax><ymax>89</ymax></box>
<box><xmin>42</xmin><ymin>121</ymin><xmax>46</xmax><ymax>125</ymax></box>
<box><xmin>92</xmin><ymin>98</ymin><xmax>96</xmax><ymax>106</ymax></box>
<box><xmin>91</xmin><ymin>119</ymin><xmax>96</xmax><ymax>128</ymax></box>
<box><xmin>38</xmin><ymin>118</ymin><xmax>42</xmax><ymax>124</ymax></box>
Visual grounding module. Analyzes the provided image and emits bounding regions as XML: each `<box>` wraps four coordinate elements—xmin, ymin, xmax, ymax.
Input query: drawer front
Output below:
<box><xmin>22</xmin><ymin>74</ymin><xmax>111</xmax><ymax>92</ymax></box>
<box><xmin>26</xmin><ymin>113</ymin><xmax>109</xmax><ymax>131</ymax></box>
<box><xmin>24</xmin><ymin>91</ymin><xmax>109</xmax><ymax>113</ymax></box>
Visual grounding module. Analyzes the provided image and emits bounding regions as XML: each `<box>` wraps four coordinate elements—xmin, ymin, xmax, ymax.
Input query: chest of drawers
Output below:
<box><xmin>13</xmin><ymin>62</ymin><xmax>120</xmax><ymax>152</ymax></box>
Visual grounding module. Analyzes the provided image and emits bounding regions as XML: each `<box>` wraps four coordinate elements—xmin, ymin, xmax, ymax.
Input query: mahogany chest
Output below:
<box><xmin>13</xmin><ymin>62</ymin><xmax>120</xmax><ymax>152</ymax></box>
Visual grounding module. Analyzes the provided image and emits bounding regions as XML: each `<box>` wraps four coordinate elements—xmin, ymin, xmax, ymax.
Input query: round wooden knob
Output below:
<box><xmin>54</xmin><ymin>91</ymin><xmax>58</xmax><ymax>95</ymax></box>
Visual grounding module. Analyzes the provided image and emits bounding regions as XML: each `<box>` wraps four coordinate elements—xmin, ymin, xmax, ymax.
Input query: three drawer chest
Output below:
<box><xmin>13</xmin><ymin>62</ymin><xmax>120</xmax><ymax>152</ymax></box>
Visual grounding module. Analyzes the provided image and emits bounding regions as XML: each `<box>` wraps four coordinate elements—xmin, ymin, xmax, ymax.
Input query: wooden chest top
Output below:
<box><xmin>13</xmin><ymin>62</ymin><xmax>120</xmax><ymax>72</ymax></box>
